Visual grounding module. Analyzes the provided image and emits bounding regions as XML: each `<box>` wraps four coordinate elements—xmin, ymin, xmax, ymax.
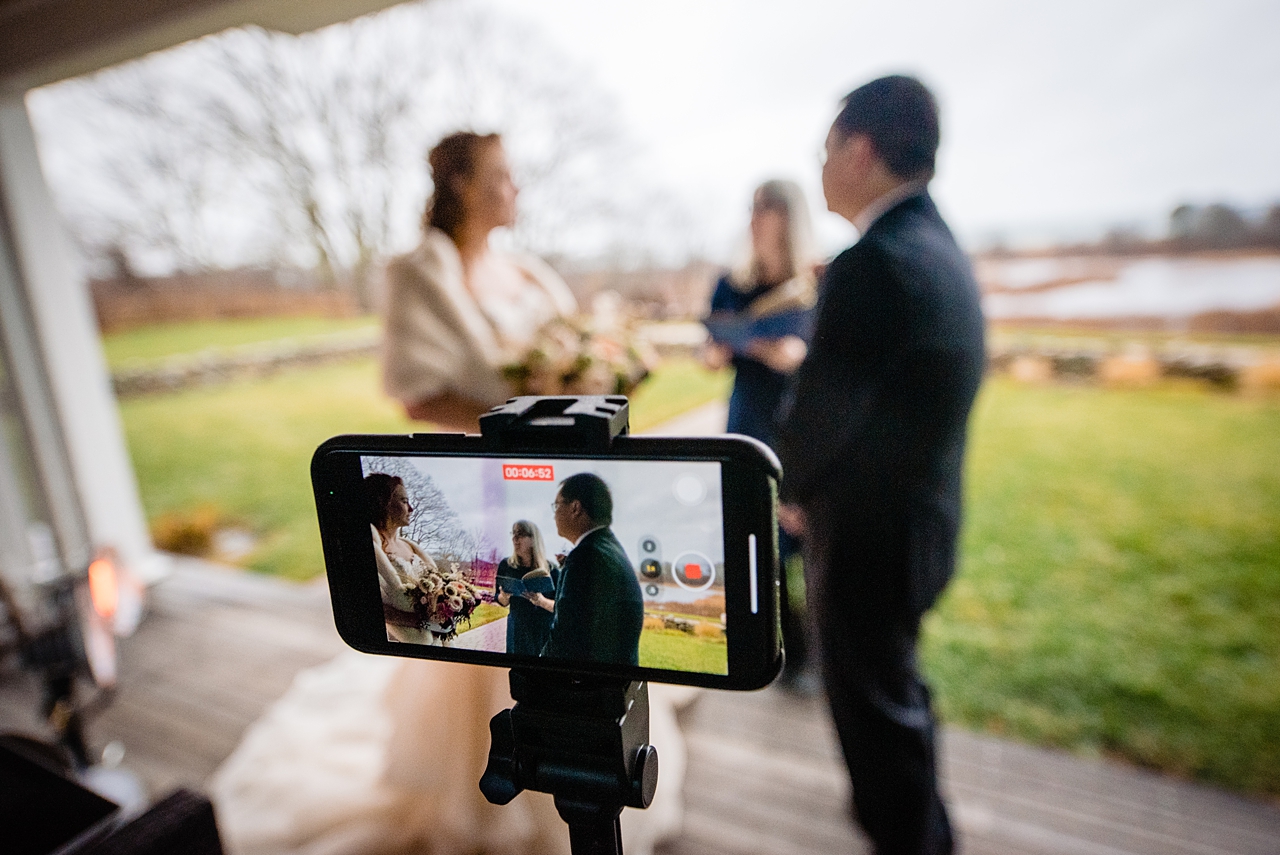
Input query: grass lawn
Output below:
<box><xmin>639</xmin><ymin>628</ymin><xmax>729</xmax><ymax>674</ymax></box>
<box><xmin>119</xmin><ymin>356</ymin><xmax>728</xmax><ymax>580</ymax></box>
<box><xmin>626</xmin><ymin>356</ymin><xmax>733</xmax><ymax>428</ymax></box>
<box><xmin>103</xmin><ymin>315</ymin><xmax>378</xmax><ymax>368</ymax></box>
<box><xmin>115</xmin><ymin>333</ymin><xmax>1279</xmax><ymax>796</ymax></box>
<box><xmin>924</xmin><ymin>377</ymin><xmax>1280</xmax><ymax>796</ymax></box>
<box><xmin>461</xmin><ymin>602</ymin><xmax>507</xmax><ymax>632</ymax></box>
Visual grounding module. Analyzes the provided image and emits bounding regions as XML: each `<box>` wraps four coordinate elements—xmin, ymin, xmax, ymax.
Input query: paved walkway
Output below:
<box><xmin>453</xmin><ymin>615</ymin><xmax>507</xmax><ymax>652</ymax></box>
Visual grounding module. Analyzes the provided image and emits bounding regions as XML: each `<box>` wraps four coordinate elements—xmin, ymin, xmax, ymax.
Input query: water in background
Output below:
<box><xmin>979</xmin><ymin>255</ymin><xmax>1280</xmax><ymax>322</ymax></box>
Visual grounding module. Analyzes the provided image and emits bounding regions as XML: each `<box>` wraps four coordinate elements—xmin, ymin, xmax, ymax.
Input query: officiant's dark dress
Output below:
<box><xmin>707</xmin><ymin>273</ymin><xmax>815</xmax><ymax>676</ymax></box>
<box><xmin>542</xmin><ymin>528</ymin><xmax>643</xmax><ymax>666</ymax></box>
<box><xmin>496</xmin><ymin>559</ymin><xmax>560</xmax><ymax>657</ymax></box>
<box><xmin>708</xmin><ymin>274</ymin><xmax>815</xmax><ymax>447</ymax></box>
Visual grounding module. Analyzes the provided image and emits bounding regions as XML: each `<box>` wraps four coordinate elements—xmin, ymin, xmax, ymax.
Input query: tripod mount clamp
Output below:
<box><xmin>478</xmin><ymin>395</ymin><xmax>629</xmax><ymax>452</ymax></box>
<box><xmin>480</xmin><ymin>671</ymin><xmax>658</xmax><ymax>855</ymax></box>
<box><xmin>475</xmin><ymin>395</ymin><xmax>656</xmax><ymax>855</ymax></box>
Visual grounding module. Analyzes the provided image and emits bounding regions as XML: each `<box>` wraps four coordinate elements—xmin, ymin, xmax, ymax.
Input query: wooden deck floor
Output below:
<box><xmin>3</xmin><ymin>558</ymin><xmax>1278</xmax><ymax>855</ymax></box>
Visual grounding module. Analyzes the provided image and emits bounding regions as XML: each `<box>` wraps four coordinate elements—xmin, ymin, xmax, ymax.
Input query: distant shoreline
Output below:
<box><xmin>972</xmin><ymin>246</ymin><xmax>1280</xmax><ymax>262</ymax></box>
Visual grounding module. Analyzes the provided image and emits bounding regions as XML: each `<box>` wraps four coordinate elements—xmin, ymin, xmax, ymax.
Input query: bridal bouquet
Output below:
<box><xmin>410</xmin><ymin>565</ymin><xmax>484</xmax><ymax>641</ymax></box>
<box><xmin>502</xmin><ymin>316</ymin><xmax>656</xmax><ymax>397</ymax></box>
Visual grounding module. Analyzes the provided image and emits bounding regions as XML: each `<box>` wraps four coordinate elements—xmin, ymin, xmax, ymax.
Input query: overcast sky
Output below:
<box><xmin>372</xmin><ymin>455</ymin><xmax>726</xmax><ymax>571</ymax></box>
<box><xmin>489</xmin><ymin>0</ymin><xmax>1280</xmax><ymax>253</ymax></box>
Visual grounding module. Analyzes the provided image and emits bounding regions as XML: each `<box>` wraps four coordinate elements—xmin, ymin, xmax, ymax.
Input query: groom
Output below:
<box><xmin>777</xmin><ymin>76</ymin><xmax>985</xmax><ymax>854</ymax></box>
<box><xmin>543</xmin><ymin>472</ymin><xmax>644</xmax><ymax>666</ymax></box>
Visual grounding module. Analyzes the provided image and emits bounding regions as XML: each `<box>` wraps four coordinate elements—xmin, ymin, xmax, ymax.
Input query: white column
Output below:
<box><xmin>0</xmin><ymin>94</ymin><xmax>165</xmax><ymax>588</ymax></box>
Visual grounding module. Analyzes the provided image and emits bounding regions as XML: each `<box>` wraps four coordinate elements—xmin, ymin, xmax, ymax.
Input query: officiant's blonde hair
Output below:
<box><xmin>509</xmin><ymin>520</ymin><xmax>551</xmax><ymax>572</ymax></box>
<box><xmin>729</xmin><ymin>179</ymin><xmax>819</xmax><ymax>292</ymax></box>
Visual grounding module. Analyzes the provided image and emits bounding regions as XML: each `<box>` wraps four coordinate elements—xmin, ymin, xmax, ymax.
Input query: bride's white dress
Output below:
<box><xmin>211</xmin><ymin>654</ymin><xmax>690</xmax><ymax>855</ymax></box>
<box><xmin>210</xmin><ymin>234</ymin><xmax>692</xmax><ymax>854</ymax></box>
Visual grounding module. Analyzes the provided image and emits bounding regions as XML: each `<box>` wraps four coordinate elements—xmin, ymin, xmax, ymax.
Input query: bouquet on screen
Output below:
<box><xmin>502</xmin><ymin>315</ymin><xmax>656</xmax><ymax>397</ymax></box>
<box><xmin>411</xmin><ymin>564</ymin><xmax>484</xmax><ymax>640</ymax></box>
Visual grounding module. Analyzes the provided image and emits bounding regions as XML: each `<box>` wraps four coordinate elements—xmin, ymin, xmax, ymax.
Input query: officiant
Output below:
<box><xmin>703</xmin><ymin>178</ymin><xmax>820</xmax><ymax>688</ymax></box>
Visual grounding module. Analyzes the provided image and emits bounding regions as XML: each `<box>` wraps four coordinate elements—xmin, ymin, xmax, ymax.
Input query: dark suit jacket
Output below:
<box><xmin>778</xmin><ymin>191</ymin><xmax>985</xmax><ymax>617</ymax></box>
<box><xmin>542</xmin><ymin>527</ymin><xmax>643</xmax><ymax>665</ymax></box>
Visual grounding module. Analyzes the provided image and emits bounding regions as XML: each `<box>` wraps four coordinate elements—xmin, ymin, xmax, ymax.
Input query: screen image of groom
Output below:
<box><xmin>542</xmin><ymin>472</ymin><xmax>644</xmax><ymax>666</ymax></box>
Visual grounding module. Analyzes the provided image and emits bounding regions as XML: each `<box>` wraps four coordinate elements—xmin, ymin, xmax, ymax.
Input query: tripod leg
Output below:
<box><xmin>566</xmin><ymin>816</ymin><xmax>623</xmax><ymax>855</ymax></box>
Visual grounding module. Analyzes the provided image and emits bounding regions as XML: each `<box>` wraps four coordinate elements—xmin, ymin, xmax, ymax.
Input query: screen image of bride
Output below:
<box><xmin>369</xmin><ymin>472</ymin><xmax>438</xmax><ymax>645</ymax></box>
<box><xmin>370</xmin><ymin>472</ymin><xmax>488</xmax><ymax>648</ymax></box>
<box><xmin>211</xmin><ymin>131</ymin><xmax>689</xmax><ymax>855</ymax></box>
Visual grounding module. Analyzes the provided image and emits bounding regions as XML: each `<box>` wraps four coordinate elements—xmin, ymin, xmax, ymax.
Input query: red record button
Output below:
<box><xmin>671</xmin><ymin>551</ymin><xmax>715</xmax><ymax>591</ymax></box>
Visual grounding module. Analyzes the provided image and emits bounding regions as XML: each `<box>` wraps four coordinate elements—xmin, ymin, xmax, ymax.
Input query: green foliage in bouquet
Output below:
<box><xmin>502</xmin><ymin>316</ymin><xmax>656</xmax><ymax>397</ymax></box>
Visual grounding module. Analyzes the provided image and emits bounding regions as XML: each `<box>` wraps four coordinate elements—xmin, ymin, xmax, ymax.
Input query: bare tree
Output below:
<box><xmin>30</xmin><ymin>60</ymin><xmax>232</xmax><ymax>274</ymax></box>
<box><xmin>29</xmin><ymin>0</ymin><xmax>696</xmax><ymax>301</ymax></box>
<box><xmin>193</xmin><ymin>19</ymin><xmax>438</xmax><ymax>306</ymax></box>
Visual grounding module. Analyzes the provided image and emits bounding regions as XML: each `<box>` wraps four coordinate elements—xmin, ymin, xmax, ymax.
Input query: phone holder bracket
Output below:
<box><xmin>476</xmin><ymin>395</ymin><xmax>653</xmax><ymax>855</ymax></box>
<box><xmin>479</xmin><ymin>395</ymin><xmax>629</xmax><ymax>452</ymax></box>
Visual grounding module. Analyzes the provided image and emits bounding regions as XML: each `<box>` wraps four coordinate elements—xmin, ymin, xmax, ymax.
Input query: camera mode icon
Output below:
<box><xmin>639</xmin><ymin>558</ymin><xmax>663</xmax><ymax>580</ymax></box>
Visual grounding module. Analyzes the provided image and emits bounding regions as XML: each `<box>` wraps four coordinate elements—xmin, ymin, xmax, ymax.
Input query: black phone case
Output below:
<box><xmin>312</xmin><ymin>432</ymin><xmax>783</xmax><ymax>690</ymax></box>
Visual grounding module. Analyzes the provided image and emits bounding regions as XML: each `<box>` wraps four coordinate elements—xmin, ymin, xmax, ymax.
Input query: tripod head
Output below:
<box><xmin>480</xmin><ymin>671</ymin><xmax>657</xmax><ymax>855</ymax></box>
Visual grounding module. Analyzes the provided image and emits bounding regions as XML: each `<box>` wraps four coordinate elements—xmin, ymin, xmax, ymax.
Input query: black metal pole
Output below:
<box><xmin>565</xmin><ymin>816</ymin><xmax>623</xmax><ymax>855</ymax></box>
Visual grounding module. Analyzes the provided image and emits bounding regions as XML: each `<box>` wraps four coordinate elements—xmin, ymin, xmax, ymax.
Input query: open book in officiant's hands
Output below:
<box><xmin>703</xmin><ymin>274</ymin><xmax>816</xmax><ymax>355</ymax></box>
<box><xmin>703</xmin><ymin>311</ymin><xmax>811</xmax><ymax>354</ymax></box>
<box><xmin>496</xmin><ymin>574</ymin><xmax>556</xmax><ymax>598</ymax></box>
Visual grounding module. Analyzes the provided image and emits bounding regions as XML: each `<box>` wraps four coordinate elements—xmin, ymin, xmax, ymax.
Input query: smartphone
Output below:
<box><xmin>311</xmin><ymin>432</ymin><xmax>782</xmax><ymax>690</ymax></box>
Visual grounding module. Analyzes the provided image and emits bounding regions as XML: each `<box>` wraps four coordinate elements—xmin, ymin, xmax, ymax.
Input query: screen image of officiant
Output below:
<box><xmin>494</xmin><ymin>521</ymin><xmax>560</xmax><ymax>657</ymax></box>
<box><xmin>542</xmin><ymin>473</ymin><xmax>644</xmax><ymax>666</ymax></box>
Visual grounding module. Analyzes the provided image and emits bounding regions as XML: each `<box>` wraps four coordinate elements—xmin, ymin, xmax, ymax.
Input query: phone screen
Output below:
<box><xmin>362</xmin><ymin>454</ymin><xmax>729</xmax><ymax>676</ymax></box>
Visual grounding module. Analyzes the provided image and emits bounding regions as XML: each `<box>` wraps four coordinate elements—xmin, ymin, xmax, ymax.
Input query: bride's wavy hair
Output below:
<box><xmin>364</xmin><ymin>473</ymin><xmax>404</xmax><ymax>528</ymax></box>
<box><xmin>423</xmin><ymin>131</ymin><xmax>503</xmax><ymax>241</ymax></box>
<box><xmin>508</xmin><ymin>519</ymin><xmax>551</xmax><ymax>573</ymax></box>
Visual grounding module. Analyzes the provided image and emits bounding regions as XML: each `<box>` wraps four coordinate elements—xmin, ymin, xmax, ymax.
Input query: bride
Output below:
<box><xmin>381</xmin><ymin>130</ymin><xmax>576</xmax><ymax>429</ymax></box>
<box><xmin>212</xmin><ymin>132</ymin><xmax>688</xmax><ymax>855</ymax></box>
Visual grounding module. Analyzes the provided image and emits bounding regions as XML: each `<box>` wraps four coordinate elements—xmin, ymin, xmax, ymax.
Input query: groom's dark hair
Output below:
<box><xmin>559</xmin><ymin>473</ymin><xmax>613</xmax><ymax>526</ymax></box>
<box><xmin>834</xmin><ymin>75</ymin><xmax>939</xmax><ymax>181</ymax></box>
